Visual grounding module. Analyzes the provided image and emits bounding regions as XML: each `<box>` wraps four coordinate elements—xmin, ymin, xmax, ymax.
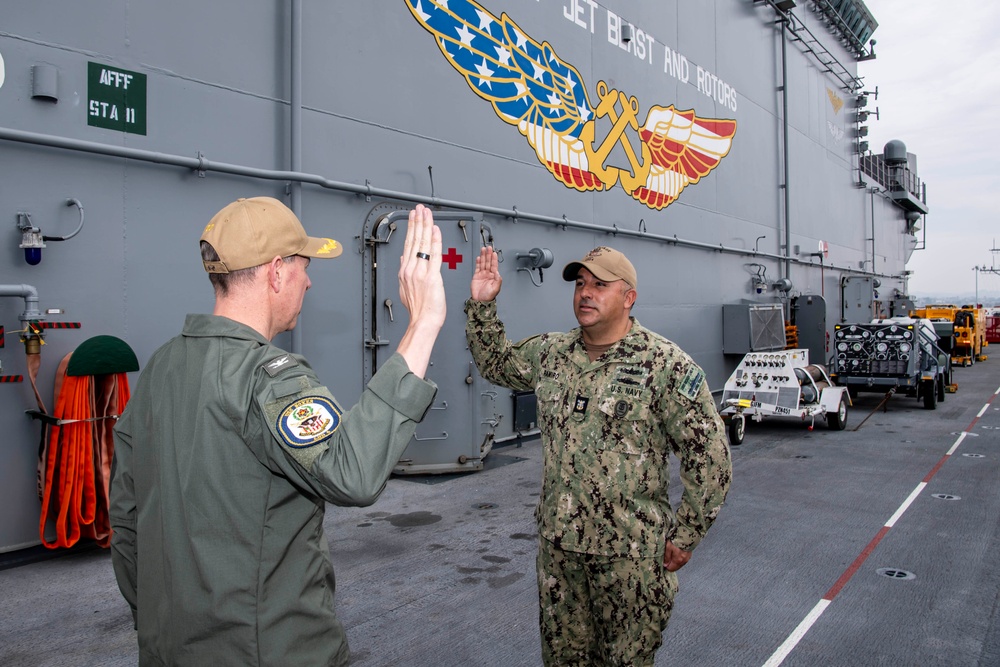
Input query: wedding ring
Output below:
<box><xmin>416</xmin><ymin>252</ymin><xmax>431</xmax><ymax>260</ymax></box>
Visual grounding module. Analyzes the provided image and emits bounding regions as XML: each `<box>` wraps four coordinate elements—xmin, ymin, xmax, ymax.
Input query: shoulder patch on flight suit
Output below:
<box><xmin>277</xmin><ymin>396</ymin><xmax>341</xmax><ymax>448</ymax></box>
<box><xmin>678</xmin><ymin>366</ymin><xmax>705</xmax><ymax>400</ymax></box>
<box><xmin>263</xmin><ymin>384</ymin><xmax>344</xmax><ymax>470</ymax></box>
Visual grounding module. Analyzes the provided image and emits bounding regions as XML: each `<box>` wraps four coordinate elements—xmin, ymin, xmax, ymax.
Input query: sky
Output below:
<box><xmin>858</xmin><ymin>0</ymin><xmax>1000</xmax><ymax>301</ymax></box>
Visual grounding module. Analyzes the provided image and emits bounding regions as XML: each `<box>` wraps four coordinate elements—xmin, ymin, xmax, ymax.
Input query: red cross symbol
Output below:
<box><xmin>442</xmin><ymin>247</ymin><xmax>463</xmax><ymax>270</ymax></box>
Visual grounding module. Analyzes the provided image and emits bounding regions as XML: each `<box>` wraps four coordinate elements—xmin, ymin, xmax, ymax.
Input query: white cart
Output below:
<box><xmin>718</xmin><ymin>349</ymin><xmax>850</xmax><ymax>445</ymax></box>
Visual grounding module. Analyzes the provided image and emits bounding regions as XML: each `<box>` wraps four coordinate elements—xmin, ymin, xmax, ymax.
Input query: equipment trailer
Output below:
<box><xmin>830</xmin><ymin>318</ymin><xmax>953</xmax><ymax>409</ymax></box>
<box><xmin>719</xmin><ymin>349</ymin><xmax>850</xmax><ymax>446</ymax></box>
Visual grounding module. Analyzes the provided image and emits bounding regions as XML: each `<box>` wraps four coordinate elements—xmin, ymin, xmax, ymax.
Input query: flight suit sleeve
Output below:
<box><xmin>464</xmin><ymin>298</ymin><xmax>543</xmax><ymax>392</ymax></box>
<box><xmin>661</xmin><ymin>356</ymin><xmax>733</xmax><ymax>551</ymax></box>
<box><xmin>109</xmin><ymin>408</ymin><xmax>138</xmax><ymax>627</ymax></box>
<box><xmin>258</xmin><ymin>352</ymin><xmax>437</xmax><ymax>507</ymax></box>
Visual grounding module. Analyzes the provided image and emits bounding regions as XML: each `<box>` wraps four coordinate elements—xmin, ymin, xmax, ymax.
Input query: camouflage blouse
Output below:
<box><xmin>465</xmin><ymin>299</ymin><xmax>732</xmax><ymax>557</ymax></box>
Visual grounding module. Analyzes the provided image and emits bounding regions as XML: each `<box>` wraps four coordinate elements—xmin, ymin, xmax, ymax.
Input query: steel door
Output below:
<box><xmin>364</xmin><ymin>204</ymin><xmax>496</xmax><ymax>474</ymax></box>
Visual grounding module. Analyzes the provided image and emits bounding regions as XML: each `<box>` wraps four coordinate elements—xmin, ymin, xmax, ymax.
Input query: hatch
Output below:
<box><xmin>363</xmin><ymin>204</ymin><xmax>498</xmax><ymax>475</ymax></box>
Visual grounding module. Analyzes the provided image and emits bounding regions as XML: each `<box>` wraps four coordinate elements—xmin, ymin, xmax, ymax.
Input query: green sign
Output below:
<box><xmin>87</xmin><ymin>62</ymin><xmax>146</xmax><ymax>135</ymax></box>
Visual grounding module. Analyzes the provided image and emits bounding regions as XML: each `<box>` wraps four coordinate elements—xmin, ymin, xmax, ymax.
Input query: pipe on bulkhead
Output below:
<box><xmin>869</xmin><ymin>187</ymin><xmax>876</xmax><ymax>273</ymax></box>
<box><xmin>781</xmin><ymin>20</ymin><xmax>792</xmax><ymax>295</ymax></box>
<box><xmin>0</xmin><ymin>284</ymin><xmax>43</xmax><ymax>321</ymax></box>
<box><xmin>290</xmin><ymin>0</ymin><xmax>304</xmax><ymax>354</ymax></box>
<box><xmin>0</xmin><ymin>126</ymin><xmax>903</xmax><ymax>282</ymax></box>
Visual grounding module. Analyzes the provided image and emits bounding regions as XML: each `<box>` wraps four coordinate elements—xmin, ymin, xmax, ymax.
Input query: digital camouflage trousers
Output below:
<box><xmin>537</xmin><ymin>537</ymin><xmax>679</xmax><ymax>667</ymax></box>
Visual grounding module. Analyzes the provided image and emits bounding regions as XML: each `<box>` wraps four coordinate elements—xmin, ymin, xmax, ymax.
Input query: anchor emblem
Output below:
<box><xmin>581</xmin><ymin>82</ymin><xmax>651</xmax><ymax>195</ymax></box>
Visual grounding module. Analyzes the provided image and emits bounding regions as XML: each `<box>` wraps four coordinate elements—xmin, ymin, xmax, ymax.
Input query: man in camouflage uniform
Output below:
<box><xmin>465</xmin><ymin>245</ymin><xmax>732</xmax><ymax>666</ymax></box>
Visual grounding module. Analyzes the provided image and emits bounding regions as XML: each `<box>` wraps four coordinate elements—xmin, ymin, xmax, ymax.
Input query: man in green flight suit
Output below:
<box><xmin>110</xmin><ymin>197</ymin><xmax>446</xmax><ymax>666</ymax></box>
<box><xmin>465</xmin><ymin>245</ymin><xmax>732</xmax><ymax>666</ymax></box>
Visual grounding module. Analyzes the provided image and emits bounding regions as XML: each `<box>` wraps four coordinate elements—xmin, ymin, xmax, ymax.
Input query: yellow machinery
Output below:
<box><xmin>954</xmin><ymin>305</ymin><xmax>988</xmax><ymax>366</ymax></box>
<box><xmin>911</xmin><ymin>303</ymin><xmax>988</xmax><ymax>368</ymax></box>
<box><xmin>914</xmin><ymin>304</ymin><xmax>959</xmax><ymax>320</ymax></box>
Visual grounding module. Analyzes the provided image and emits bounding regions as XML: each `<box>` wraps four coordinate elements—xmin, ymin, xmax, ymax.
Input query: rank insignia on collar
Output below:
<box><xmin>277</xmin><ymin>396</ymin><xmax>341</xmax><ymax>447</ymax></box>
<box><xmin>573</xmin><ymin>395</ymin><xmax>589</xmax><ymax>414</ymax></box>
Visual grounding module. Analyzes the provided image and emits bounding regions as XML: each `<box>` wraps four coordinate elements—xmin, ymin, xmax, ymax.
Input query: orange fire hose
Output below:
<box><xmin>31</xmin><ymin>336</ymin><xmax>137</xmax><ymax>550</ymax></box>
<box><xmin>37</xmin><ymin>354</ymin><xmax>131</xmax><ymax>548</ymax></box>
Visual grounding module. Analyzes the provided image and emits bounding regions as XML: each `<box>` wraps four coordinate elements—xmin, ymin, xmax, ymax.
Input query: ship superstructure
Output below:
<box><xmin>0</xmin><ymin>0</ymin><xmax>925</xmax><ymax>552</ymax></box>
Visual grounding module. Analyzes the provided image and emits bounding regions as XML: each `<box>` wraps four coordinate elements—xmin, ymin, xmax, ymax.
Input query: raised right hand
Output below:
<box><xmin>470</xmin><ymin>246</ymin><xmax>502</xmax><ymax>302</ymax></box>
<box><xmin>395</xmin><ymin>205</ymin><xmax>446</xmax><ymax>378</ymax></box>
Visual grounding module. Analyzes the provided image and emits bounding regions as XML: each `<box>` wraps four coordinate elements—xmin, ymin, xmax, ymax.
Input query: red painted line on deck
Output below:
<box><xmin>826</xmin><ymin>386</ymin><xmax>997</xmax><ymax>599</ymax></box>
<box><xmin>763</xmin><ymin>382</ymin><xmax>1000</xmax><ymax>666</ymax></box>
<box><xmin>922</xmin><ymin>455</ymin><xmax>950</xmax><ymax>483</ymax></box>
<box><xmin>823</xmin><ymin>525</ymin><xmax>890</xmax><ymax>600</ymax></box>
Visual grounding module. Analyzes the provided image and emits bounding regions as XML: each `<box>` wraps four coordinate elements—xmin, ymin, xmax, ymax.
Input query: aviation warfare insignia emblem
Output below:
<box><xmin>277</xmin><ymin>396</ymin><xmax>341</xmax><ymax>447</ymax></box>
<box><xmin>405</xmin><ymin>0</ymin><xmax>737</xmax><ymax>211</ymax></box>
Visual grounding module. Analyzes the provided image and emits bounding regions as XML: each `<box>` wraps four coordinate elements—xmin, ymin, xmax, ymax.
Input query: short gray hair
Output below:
<box><xmin>201</xmin><ymin>241</ymin><xmax>261</xmax><ymax>296</ymax></box>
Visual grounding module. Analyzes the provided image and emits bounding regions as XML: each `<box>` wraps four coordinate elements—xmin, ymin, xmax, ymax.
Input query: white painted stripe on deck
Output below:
<box><xmin>761</xmin><ymin>599</ymin><xmax>830</xmax><ymax>667</ymax></box>
<box><xmin>885</xmin><ymin>482</ymin><xmax>926</xmax><ymax>528</ymax></box>
<box><xmin>760</xmin><ymin>384</ymin><xmax>997</xmax><ymax>667</ymax></box>
<box><xmin>763</xmin><ymin>477</ymin><xmax>928</xmax><ymax>667</ymax></box>
<box><xmin>946</xmin><ymin>432</ymin><xmax>967</xmax><ymax>456</ymax></box>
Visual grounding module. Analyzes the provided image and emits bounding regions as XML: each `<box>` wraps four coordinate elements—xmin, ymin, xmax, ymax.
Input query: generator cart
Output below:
<box><xmin>718</xmin><ymin>349</ymin><xmax>850</xmax><ymax>446</ymax></box>
<box><xmin>830</xmin><ymin>317</ymin><xmax>953</xmax><ymax>409</ymax></box>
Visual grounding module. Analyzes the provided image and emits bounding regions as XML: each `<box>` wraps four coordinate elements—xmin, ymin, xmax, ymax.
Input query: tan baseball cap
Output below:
<box><xmin>200</xmin><ymin>196</ymin><xmax>342</xmax><ymax>273</ymax></box>
<box><xmin>562</xmin><ymin>246</ymin><xmax>638</xmax><ymax>289</ymax></box>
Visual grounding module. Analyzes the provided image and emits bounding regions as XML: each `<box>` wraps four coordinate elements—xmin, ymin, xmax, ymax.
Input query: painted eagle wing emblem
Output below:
<box><xmin>405</xmin><ymin>0</ymin><xmax>604</xmax><ymax>191</ymax></box>
<box><xmin>632</xmin><ymin>106</ymin><xmax>738</xmax><ymax>210</ymax></box>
